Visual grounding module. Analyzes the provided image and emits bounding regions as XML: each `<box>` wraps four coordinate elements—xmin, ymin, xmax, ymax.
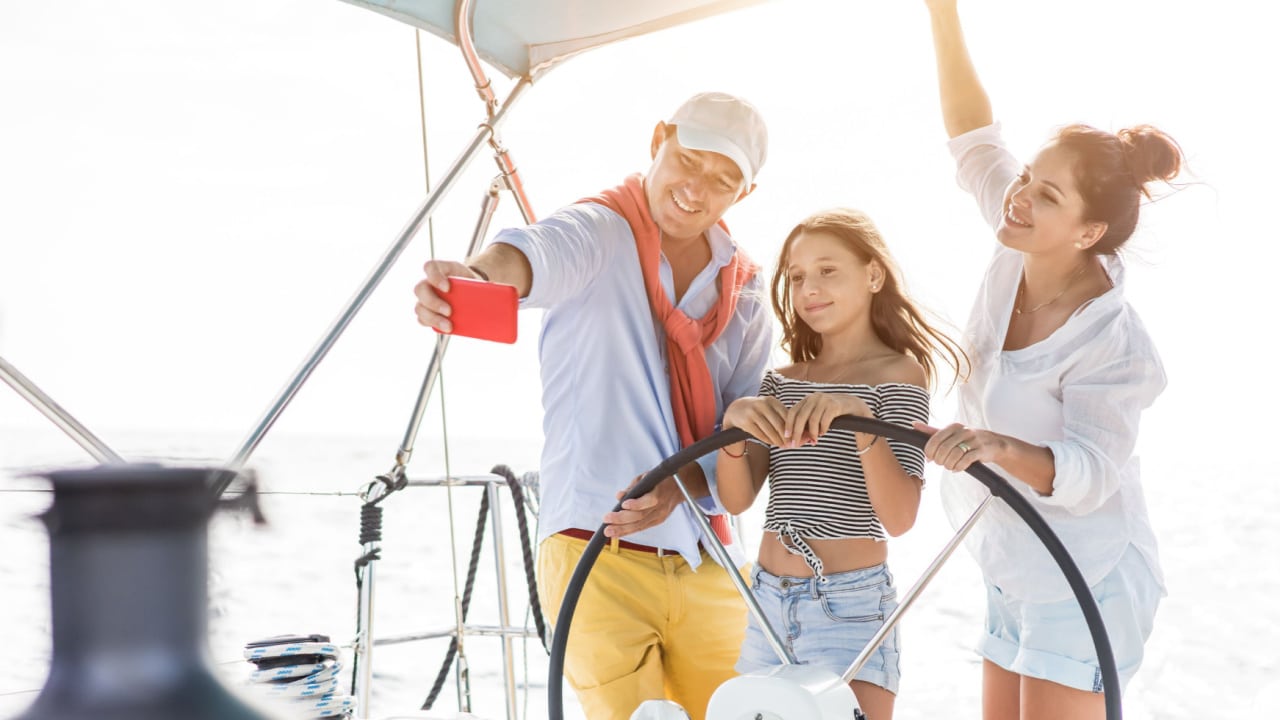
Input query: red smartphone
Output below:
<box><xmin>434</xmin><ymin>276</ymin><xmax>518</xmax><ymax>344</ymax></box>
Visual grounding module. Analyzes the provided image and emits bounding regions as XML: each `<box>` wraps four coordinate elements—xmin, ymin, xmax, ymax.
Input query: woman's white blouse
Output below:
<box><xmin>942</xmin><ymin>123</ymin><xmax>1167</xmax><ymax>603</ymax></box>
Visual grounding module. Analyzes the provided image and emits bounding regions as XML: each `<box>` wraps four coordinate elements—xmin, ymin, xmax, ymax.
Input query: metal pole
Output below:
<box><xmin>371</xmin><ymin>624</ymin><xmax>540</xmax><ymax>645</ymax></box>
<box><xmin>217</xmin><ymin>77</ymin><xmax>533</xmax><ymax>490</ymax></box>
<box><xmin>486</xmin><ymin>481</ymin><xmax>519</xmax><ymax>720</ymax></box>
<box><xmin>454</xmin><ymin>0</ymin><xmax>535</xmax><ymax>225</ymax></box>
<box><xmin>394</xmin><ymin>180</ymin><xmax>503</xmax><ymax>469</ymax></box>
<box><xmin>0</xmin><ymin>354</ymin><xmax>124</xmax><ymax>465</ymax></box>
<box><xmin>842</xmin><ymin>495</ymin><xmax>995</xmax><ymax>684</ymax></box>
<box><xmin>489</xmin><ymin>139</ymin><xmax>536</xmax><ymax>225</ymax></box>
<box><xmin>454</xmin><ymin>0</ymin><xmax>498</xmax><ymax>116</ymax></box>
<box><xmin>350</xmin><ymin>180</ymin><xmax>505</xmax><ymax>716</ymax></box>
<box><xmin>671</xmin><ymin>473</ymin><xmax>796</xmax><ymax>665</ymax></box>
<box><xmin>355</xmin><ymin>546</ymin><xmax>378</xmax><ymax>718</ymax></box>
<box><xmin>404</xmin><ymin>474</ymin><xmax>528</xmax><ymax>489</ymax></box>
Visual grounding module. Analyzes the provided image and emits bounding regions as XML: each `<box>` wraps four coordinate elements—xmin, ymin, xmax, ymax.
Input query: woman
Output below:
<box><xmin>917</xmin><ymin>2</ymin><xmax>1185</xmax><ymax>718</ymax></box>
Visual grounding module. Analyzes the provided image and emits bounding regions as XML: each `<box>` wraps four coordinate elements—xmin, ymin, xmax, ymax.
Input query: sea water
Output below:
<box><xmin>1</xmin><ymin>425</ymin><xmax>1276</xmax><ymax>719</ymax></box>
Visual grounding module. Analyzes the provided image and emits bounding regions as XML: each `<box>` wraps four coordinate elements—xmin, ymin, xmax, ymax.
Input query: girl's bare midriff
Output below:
<box><xmin>756</xmin><ymin>532</ymin><xmax>888</xmax><ymax>578</ymax></box>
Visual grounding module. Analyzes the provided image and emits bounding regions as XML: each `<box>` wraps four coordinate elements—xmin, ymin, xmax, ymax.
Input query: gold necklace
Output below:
<box><xmin>1014</xmin><ymin>263</ymin><xmax>1090</xmax><ymax>315</ymax></box>
<box><xmin>802</xmin><ymin>349</ymin><xmax>887</xmax><ymax>384</ymax></box>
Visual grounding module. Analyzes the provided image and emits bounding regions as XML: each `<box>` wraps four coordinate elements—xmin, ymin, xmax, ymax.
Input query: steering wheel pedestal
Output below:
<box><xmin>706</xmin><ymin>665</ymin><xmax>862</xmax><ymax>720</ymax></box>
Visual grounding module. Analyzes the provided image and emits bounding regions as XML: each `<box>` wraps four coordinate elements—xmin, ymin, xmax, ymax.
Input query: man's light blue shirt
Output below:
<box><xmin>495</xmin><ymin>202</ymin><xmax>773</xmax><ymax>569</ymax></box>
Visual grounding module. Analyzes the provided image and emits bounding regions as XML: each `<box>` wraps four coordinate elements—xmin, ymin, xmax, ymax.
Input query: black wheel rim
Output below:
<box><xmin>547</xmin><ymin>416</ymin><xmax>1122</xmax><ymax>720</ymax></box>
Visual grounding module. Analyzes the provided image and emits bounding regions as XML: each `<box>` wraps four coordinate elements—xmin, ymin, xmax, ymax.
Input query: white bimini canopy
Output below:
<box><xmin>341</xmin><ymin>0</ymin><xmax>769</xmax><ymax>79</ymax></box>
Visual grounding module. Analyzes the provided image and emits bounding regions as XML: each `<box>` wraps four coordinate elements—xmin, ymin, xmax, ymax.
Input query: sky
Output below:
<box><xmin>1</xmin><ymin>0</ymin><xmax>1277</xmax><ymax>458</ymax></box>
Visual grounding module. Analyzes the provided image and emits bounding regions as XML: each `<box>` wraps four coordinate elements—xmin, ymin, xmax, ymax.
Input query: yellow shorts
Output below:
<box><xmin>537</xmin><ymin>532</ymin><xmax>748</xmax><ymax>720</ymax></box>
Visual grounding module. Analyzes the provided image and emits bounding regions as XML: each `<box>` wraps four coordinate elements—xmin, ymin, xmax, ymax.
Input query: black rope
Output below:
<box><xmin>421</xmin><ymin>491</ymin><xmax>490</xmax><ymax>710</ymax></box>
<box><xmin>420</xmin><ymin>465</ymin><xmax>550</xmax><ymax>709</ymax></box>
<box><xmin>354</xmin><ymin>504</ymin><xmax>384</xmax><ymax>572</ymax></box>
<box><xmin>358</xmin><ymin>503</ymin><xmax>384</xmax><ymax>546</ymax></box>
<box><xmin>547</xmin><ymin>417</ymin><xmax>1124</xmax><ymax>720</ymax></box>
<box><xmin>491</xmin><ymin>464</ymin><xmax>551</xmax><ymax>652</ymax></box>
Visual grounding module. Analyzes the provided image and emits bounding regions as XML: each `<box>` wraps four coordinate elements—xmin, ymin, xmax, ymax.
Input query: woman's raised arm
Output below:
<box><xmin>925</xmin><ymin>0</ymin><xmax>994</xmax><ymax>138</ymax></box>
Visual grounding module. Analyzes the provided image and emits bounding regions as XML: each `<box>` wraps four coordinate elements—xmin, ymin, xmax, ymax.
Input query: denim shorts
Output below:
<box><xmin>735</xmin><ymin>563</ymin><xmax>901</xmax><ymax>694</ymax></box>
<box><xmin>981</xmin><ymin>544</ymin><xmax>1163</xmax><ymax>694</ymax></box>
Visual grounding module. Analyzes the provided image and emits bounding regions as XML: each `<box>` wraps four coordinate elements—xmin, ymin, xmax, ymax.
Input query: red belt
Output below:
<box><xmin>558</xmin><ymin>520</ymin><xmax>732</xmax><ymax>554</ymax></box>
<box><xmin>558</xmin><ymin>527</ymin><xmax>669</xmax><ymax>554</ymax></box>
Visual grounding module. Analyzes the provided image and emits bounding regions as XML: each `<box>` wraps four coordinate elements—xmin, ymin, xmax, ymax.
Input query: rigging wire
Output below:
<box><xmin>414</xmin><ymin>26</ymin><xmax>473</xmax><ymax>713</ymax></box>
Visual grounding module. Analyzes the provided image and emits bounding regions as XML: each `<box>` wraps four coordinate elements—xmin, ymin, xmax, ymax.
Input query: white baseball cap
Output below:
<box><xmin>667</xmin><ymin>91</ymin><xmax>768</xmax><ymax>190</ymax></box>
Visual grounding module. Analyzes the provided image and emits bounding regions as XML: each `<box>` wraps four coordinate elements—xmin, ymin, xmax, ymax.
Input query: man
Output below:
<box><xmin>413</xmin><ymin>91</ymin><xmax>772</xmax><ymax>720</ymax></box>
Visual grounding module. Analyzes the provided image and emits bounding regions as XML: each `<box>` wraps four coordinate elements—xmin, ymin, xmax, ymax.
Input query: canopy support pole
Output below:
<box><xmin>216</xmin><ymin>76</ymin><xmax>533</xmax><ymax>493</ymax></box>
<box><xmin>454</xmin><ymin>0</ymin><xmax>536</xmax><ymax>226</ymax></box>
<box><xmin>390</xmin><ymin>178</ymin><xmax>503</xmax><ymax>475</ymax></box>
<box><xmin>0</xmin><ymin>354</ymin><xmax>124</xmax><ymax>465</ymax></box>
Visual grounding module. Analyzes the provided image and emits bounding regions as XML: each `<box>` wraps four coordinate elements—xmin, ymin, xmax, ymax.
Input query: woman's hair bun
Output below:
<box><xmin>1117</xmin><ymin>124</ymin><xmax>1183</xmax><ymax>186</ymax></box>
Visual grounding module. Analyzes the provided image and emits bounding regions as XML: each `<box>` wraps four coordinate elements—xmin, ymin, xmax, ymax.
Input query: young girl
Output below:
<box><xmin>716</xmin><ymin>208</ymin><xmax>965</xmax><ymax>720</ymax></box>
<box><xmin>918</xmin><ymin>2</ymin><xmax>1184</xmax><ymax>717</ymax></box>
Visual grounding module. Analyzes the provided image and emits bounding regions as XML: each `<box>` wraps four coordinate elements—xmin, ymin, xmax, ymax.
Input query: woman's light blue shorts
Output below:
<box><xmin>735</xmin><ymin>563</ymin><xmax>901</xmax><ymax>694</ymax></box>
<box><xmin>980</xmin><ymin>544</ymin><xmax>1163</xmax><ymax>693</ymax></box>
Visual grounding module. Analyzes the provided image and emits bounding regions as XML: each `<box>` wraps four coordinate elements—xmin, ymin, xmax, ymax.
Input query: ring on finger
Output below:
<box><xmin>958</xmin><ymin>442</ymin><xmax>972</xmax><ymax>453</ymax></box>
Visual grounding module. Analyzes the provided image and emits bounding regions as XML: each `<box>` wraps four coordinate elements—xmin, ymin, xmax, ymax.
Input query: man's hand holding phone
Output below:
<box><xmin>413</xmin><ymin>261</ymin><xmax>518</xmax><ymax>344</ymax></box>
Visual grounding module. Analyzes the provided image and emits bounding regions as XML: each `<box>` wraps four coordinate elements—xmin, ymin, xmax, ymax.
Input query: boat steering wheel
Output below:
<box><xmin>547</xmin><ymin>416</ymin><xmax>1122</xmax><ymax>720</ymax></box>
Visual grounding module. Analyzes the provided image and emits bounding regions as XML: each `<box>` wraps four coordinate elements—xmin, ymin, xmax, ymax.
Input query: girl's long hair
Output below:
<box><xmin>770</xmin><ymin>208</ymin><xmax>968</xmax><ymax>390</ymax></box>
